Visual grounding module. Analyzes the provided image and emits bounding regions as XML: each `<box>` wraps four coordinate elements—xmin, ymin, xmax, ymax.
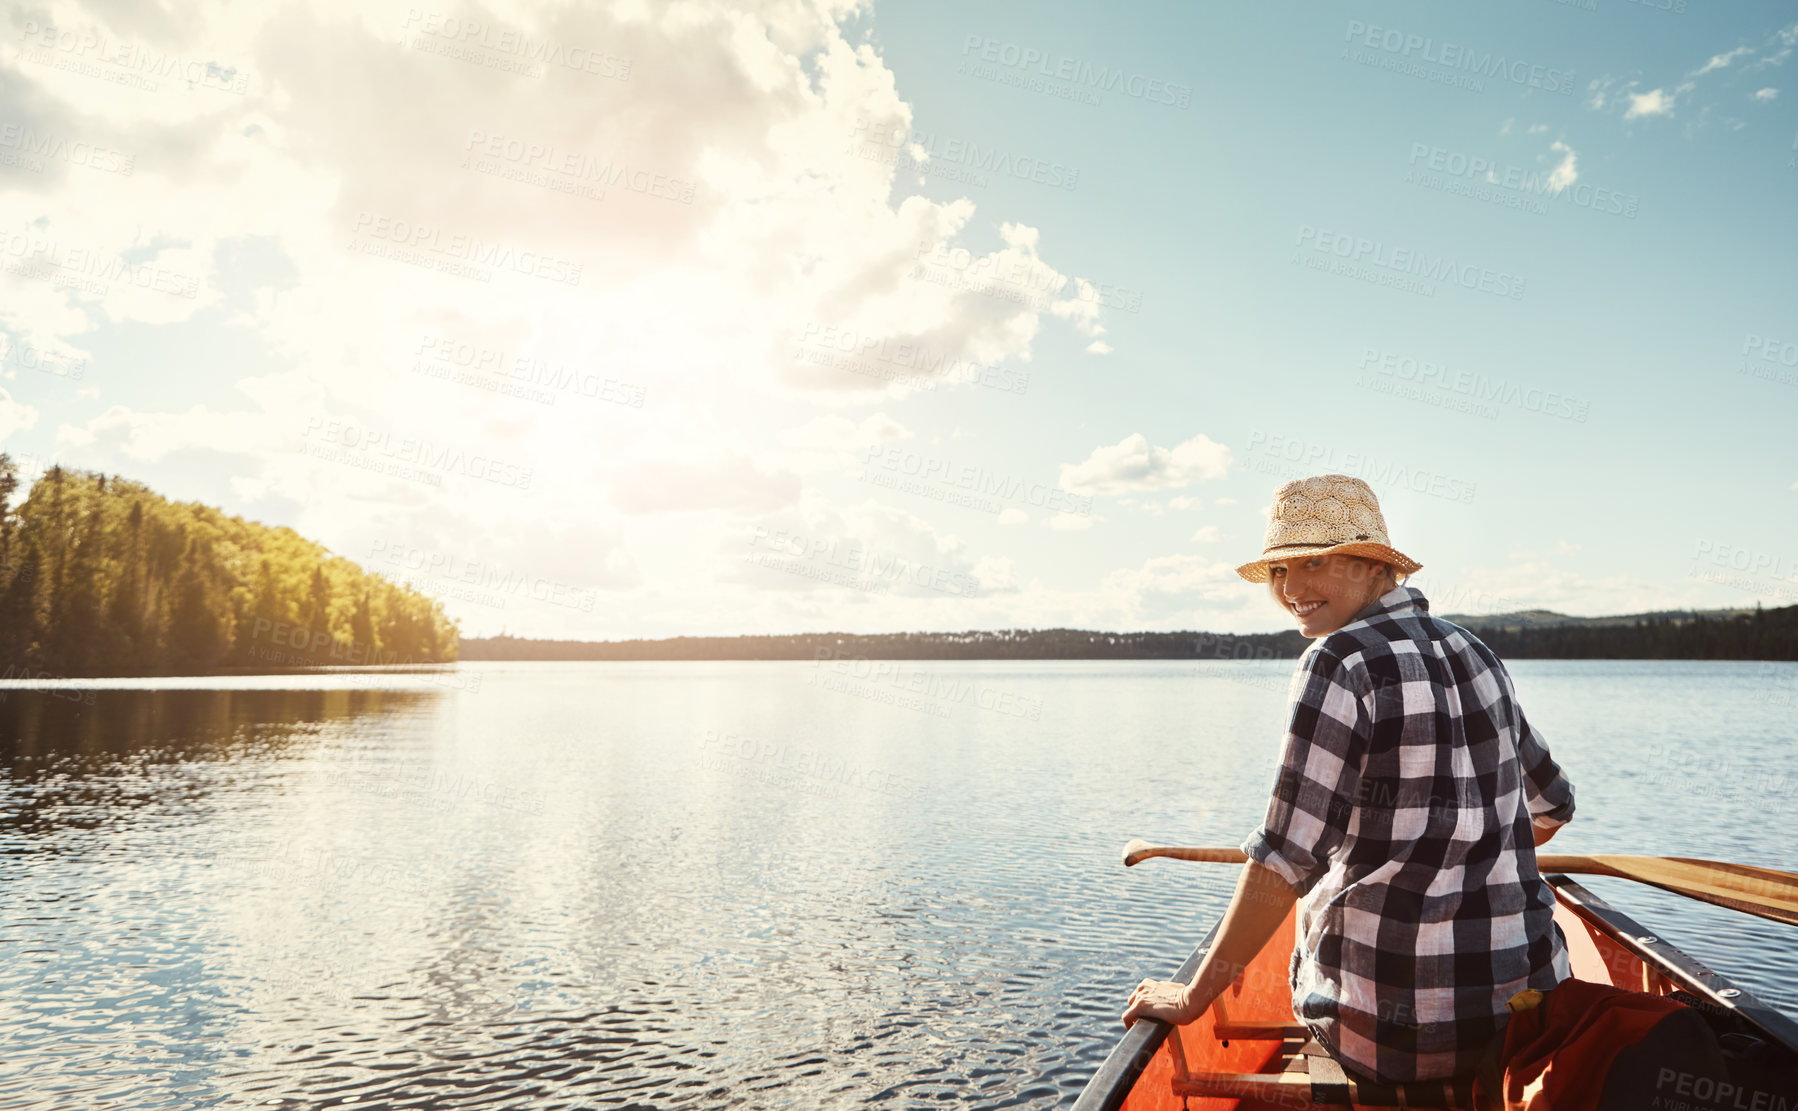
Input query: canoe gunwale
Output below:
<box><xmin>1067</xmin><ymin>921</ymin><xmax>1220</xmax><ymax>1111</ymax></box>
<box><xmin>1072</xmin><ymin>876</ymin><xmax>1798</xmax><ymax>1110</ymax></box>
<box><xmin>1545</xmin><ymin>874</ymin><xmax>1798</xmax><ymax>1056</ymax></box>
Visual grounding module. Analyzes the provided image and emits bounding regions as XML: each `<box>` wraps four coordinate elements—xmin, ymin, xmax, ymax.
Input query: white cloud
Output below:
<box><xmin>1546</xmin><ymin>142</ymin><xmax>1578</xmax><ymax>192</ymax></box>
<box><xmin>1099</xmin><ymin>554</ymin><xmax>1241</xmax><ymax>617</ymax></box>
<box><xmin>727</xmin><ymin>496</ymin><xmax>989</xmax><ymax>600</ymax></box>
<box><xmin>1527</xmin><ymin>124</ymin><xmax>1549</xmax><ymax>135</ymax></box>
<box><xmin>1693</xmin><ymin>46</ymin><xmax>1753</xmax><ymax>77</ymax></box>
<box><xmin>1624</xmin><ymin>88</ymin><xmax>1678</xmax><ymax>120</ymax></box>
<box><xmin>1086</xmin><ymin>340</ymin><xmax>1113</xmax><ymax>355</ymax></box>
<box><xmin>1059</xmin><ymin>432</ymin><xmax>1232</xmax><ymax>496</ymax></box>
<box><xmin>997</xmin><ymin>507</ymin><xmax>1029</xmax><ymax>525</ymax></box>
<box><xmin>971</xmin><ymin>555</ymin><xmax>1018</xmax><ymax>591</ymax></box>
<box><xmin>609</xmin><ymin>457</ymin><xmax>801</xmax><ymax>515</ymax></box>
<box><xmin>0</xmin><ymin>0</ymin><xmax>1132</xmax><ymax>640</ymax></box>
<box><xmin>1049</xmin><ymin>512</ymin><xmax>1097</xmax><ymax>530</ymax></box>
<box><xmin>1191</xmin><ymin>525</ymin><xmax>1221</xmax><ymax>543</ymax></box>
<box><xmin>0</xmin><ymin>387</ymin><xmax>40</xmax><ymax>441</ymax></box>
<box><xmin>1753</xmin><ymin>87</ymin><xmax>1780</xmax><ymax>102</ymax></box>
<box><xmin>776</xmin><ymin>412</ymin><xmax>910</xmax><ymax>474</ymax></box>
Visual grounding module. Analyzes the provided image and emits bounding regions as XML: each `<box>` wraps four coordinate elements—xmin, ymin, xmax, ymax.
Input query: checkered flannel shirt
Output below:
<box><xmin>1241</xmin><ymin>585</ymin><xmax>1576</xmax><ymax>1084</ymax></box>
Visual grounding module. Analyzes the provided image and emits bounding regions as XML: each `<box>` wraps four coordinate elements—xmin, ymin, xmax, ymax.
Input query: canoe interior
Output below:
<box><xmin>1076</xmin><ymin>876</ymin><xmax>1798</xmax><ymax>1111</ymax></box>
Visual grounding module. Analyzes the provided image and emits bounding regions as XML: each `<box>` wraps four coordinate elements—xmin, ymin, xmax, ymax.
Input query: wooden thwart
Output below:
<box><xmin>1164</xmin><ymin>1026</ymin><xmax>1475</xmax><ymax>1109</ymax></box>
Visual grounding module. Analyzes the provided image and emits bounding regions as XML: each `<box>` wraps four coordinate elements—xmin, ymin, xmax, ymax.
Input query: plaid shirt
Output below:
<box><xmin>1241</xmin><ymin>585</ymin><xmax>1576</xmax><ymax>1084</ymax></box>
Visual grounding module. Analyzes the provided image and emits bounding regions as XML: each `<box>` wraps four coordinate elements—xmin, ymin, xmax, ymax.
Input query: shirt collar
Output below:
<box><xmin>1349</xmin><ymin>584</ymin><xmax>1430</xmax><ymax>625</ymax></box>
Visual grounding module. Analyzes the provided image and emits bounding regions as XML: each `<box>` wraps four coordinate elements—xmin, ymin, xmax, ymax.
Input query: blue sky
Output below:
<box><xmin>2</xmin><ymin>0</ymin><xmax>1795</xmax><ymax>639</ymax></box>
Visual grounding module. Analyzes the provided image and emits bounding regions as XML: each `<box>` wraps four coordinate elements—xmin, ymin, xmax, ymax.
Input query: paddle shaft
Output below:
<box><xmin>1121</xmin><ymin>842</ymin><xmax>1798</xmax><ymax>927</ymax></box>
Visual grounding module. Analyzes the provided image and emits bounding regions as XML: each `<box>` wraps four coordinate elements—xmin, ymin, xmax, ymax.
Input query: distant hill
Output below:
<box><xmin>461</xmin><ymin>603</ymin><xmax>1798</xmax><ymax>662</ymax></box>
<box><xmin>1440</xmin><ymin>606</ymin><xmax>1760</xmax><ymax>631</ymax></box>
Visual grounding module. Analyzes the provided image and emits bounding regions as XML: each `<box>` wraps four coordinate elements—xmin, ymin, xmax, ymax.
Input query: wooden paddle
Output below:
<box><xmin>1121</xmin><ymin>840</ymin><xmax>1798</xmax><ymax>927</ymax></box>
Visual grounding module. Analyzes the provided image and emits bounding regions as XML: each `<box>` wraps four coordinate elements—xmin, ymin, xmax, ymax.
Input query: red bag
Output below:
<box><xmin>1484</xmin><ymin>979</ymin><xmax>1731</xmax><ymax>1110</ymax></box>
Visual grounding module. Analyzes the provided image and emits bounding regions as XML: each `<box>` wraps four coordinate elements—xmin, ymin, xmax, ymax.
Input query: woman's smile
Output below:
<box><xmin>1267</xmin><ymin>554</ymin><xmax>1390</xmax><ymax>637</ymax></box>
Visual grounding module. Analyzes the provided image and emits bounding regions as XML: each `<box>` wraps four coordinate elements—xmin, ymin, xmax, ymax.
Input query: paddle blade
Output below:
<box><xmin>1590</xmin><ymin>855</ymin><xmax>1798</xmax><ymax>927</ymax></box>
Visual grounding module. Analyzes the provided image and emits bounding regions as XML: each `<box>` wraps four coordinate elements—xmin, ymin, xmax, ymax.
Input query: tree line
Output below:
<box><xmin>0</xmin><ymin>456</ymin><xmax>458</xmax><ymax>675</ymax></box>
<box><xmin>461</xmin><ymin>628</ymin><xmax>1315</xmax><ymax>661</ymax></box>
<box><xmin>462</xmin><ymin>607</ymin><xmax>1798</xmax><ymax>662</ymax></box>
<box><xmin>1467</xmin><ymin>606</ymin><xmax>1798</xmax><ymax>660</ymax></box>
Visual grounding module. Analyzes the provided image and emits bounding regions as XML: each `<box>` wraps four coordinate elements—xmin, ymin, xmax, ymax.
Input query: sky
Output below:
<box><xmin>1</xmin><ymin>0</ymin><xmax>1796</xmax><ymax>640</ymax></box>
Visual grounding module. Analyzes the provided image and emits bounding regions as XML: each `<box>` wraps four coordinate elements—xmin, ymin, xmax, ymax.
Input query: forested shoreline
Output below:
<box><xmin>462</xmin><ymin>605</ymin><xmax>1798</xmax><ymax>662</ymax></box>
<box><xmin>2</xmin><ymin>454</ymin><xmax>1792</xmax><ymax>674</ymax></box>
<box><xmin>0</xmin><ymin>456</ymin><xmax>458</xmax><ymax>676</ymax></box>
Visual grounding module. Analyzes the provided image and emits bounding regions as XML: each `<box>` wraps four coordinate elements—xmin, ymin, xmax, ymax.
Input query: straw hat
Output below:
<box><xmin>1234</xmin><ymin>474</ymin><xmax>1422</xmax><ymax>583</ymax></box>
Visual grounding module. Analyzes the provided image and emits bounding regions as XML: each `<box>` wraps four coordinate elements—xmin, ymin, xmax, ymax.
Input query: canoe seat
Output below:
<box><xmin>1165</xmin><ymin>1026</ymin><xmax>1475</xmax><ymax>1109</ymax></box>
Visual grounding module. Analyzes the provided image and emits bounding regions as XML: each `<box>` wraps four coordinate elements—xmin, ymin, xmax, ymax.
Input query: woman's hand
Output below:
<box><xmin>1121</xmin><ymin>978</ymin><xmax>1203</xmax><ymax>1028</ymax></box>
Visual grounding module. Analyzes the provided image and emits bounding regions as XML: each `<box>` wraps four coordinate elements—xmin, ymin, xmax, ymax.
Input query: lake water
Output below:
<box><xmin>2</xmin><ymin>659</ymin><xmax>1794</xmax><ymax>1109</ymax></box>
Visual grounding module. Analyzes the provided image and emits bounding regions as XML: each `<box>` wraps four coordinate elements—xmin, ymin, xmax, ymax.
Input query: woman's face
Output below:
<box><xmin>1266</xmin><ymin>554</ymin><xmax>1389</xmax><ymax>638</ymax></box>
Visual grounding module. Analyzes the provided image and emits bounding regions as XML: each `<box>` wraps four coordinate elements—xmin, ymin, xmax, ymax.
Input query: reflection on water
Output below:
<box><xmin>0</xmin><ymin>660</ymin><xmax>1793</xmax><ymax>1109</ymax></box>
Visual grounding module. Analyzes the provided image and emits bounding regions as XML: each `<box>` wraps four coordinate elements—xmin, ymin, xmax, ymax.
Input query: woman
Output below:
<box><xmin>1121</xmin><ymin>473</ymin><xmax>1577</xmax><ymax>1085</ymax></box>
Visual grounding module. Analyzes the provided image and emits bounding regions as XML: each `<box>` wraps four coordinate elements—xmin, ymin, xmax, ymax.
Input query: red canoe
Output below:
<box><xmin>1073</xmin><ymin>875</ymin><xmax>1798</xmax><ymax>1109</ymax></box>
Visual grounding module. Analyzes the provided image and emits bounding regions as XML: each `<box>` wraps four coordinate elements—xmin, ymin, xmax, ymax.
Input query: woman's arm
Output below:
<box><xmin>1122</xmin><ymin>860</ymin><xmax>1299</xmax><ymax>1027</ymax></box>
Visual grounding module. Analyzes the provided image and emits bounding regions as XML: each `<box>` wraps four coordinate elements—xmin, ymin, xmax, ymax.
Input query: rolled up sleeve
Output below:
<box><xmin>1242</xmin><ymin>647</ymin><xmax>1370</xmax><ymax>897</ymax></box>
<box><xmin>1516</xmin><ymin>707</ymin><xmax>1576</xmax><ymax>829</ymax></box>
